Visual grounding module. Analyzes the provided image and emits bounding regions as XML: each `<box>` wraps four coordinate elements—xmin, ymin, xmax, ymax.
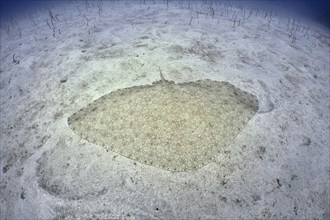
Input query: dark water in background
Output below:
<box><xmin>242</xmin><ymin>0</ymin><xmax>330</xmax><ymax>28</ymax></box>
<box><xmin>1</xmin><ymin>0</ymin><xmax>329</xmax><ymax>28</ymax></box>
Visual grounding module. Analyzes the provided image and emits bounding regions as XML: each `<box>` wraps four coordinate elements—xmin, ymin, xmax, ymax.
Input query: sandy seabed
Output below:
<box><xmin>0</xmin><ymin>1</ymin><xmax>329</xmax><ymax>219</ymax></box>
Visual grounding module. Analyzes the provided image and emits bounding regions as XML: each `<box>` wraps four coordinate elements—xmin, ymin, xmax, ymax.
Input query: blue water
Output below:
<box><xmin>242</xmin><ymin>0</ymin><xmax>330</xmax><ymax>28</ymax></box>
<box><xmin>1</xmin><ymin>0</ymin><xmax>330</xmax><ymax>28</ymax></box>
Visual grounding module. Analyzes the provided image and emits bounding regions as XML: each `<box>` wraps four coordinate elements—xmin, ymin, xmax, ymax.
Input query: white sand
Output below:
<box><xmin>0</xmin><ymin>1</ymin><xmax>329</xmax><ymax>219</ymax></box>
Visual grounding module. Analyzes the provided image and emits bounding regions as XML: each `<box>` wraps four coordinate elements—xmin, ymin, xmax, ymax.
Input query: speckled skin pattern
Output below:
<box><xmin>68</xmin><ymin>79</ymin><xmax>258</xmax><ymax>171</ymax></box>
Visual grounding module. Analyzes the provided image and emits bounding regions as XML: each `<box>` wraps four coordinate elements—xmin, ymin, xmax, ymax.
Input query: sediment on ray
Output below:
<box><xmin>68</xmin><ymin>74</ymin><xmax>259</xmax><ymax>172</ymax></box>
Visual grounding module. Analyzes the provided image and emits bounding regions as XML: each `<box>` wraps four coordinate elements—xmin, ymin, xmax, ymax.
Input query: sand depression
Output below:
<box><xmin>68</xmin><ymin>78</ymin><xmax>259</xmax><ymax>172</ymax></box>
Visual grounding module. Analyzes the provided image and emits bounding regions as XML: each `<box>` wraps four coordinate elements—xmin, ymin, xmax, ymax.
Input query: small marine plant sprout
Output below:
<box><xmin>291</xmin><ymin>35</ymin><xmax>296</xmax><ymax>46</ymax></box>
<box><xmin>13</xmin><ymin>53</ymin><xmax>20</xmax><ymax>65</ymax></box>
<box><xmin>157</xmin><ymin>66</ymin><xmax>174</xmax><ymax>84</ymax></box>
<box><xmin>158</xmin><ymin>66</ymin><xmax>166</xmax><ymax>82</ymax></box>
<box><xmin>189</xmin><ymin>17</ymin><xmax>193</xmax><ymax>25</ymax></box>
